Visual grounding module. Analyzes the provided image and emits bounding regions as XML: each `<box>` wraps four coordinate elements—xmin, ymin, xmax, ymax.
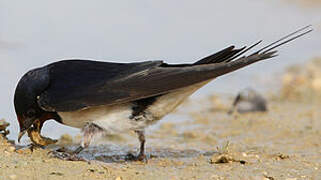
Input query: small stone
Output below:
<box><xmin>15</xmin><ymin>149</ymin><xmax>24</xmax><ymax>154</ymax></box>
<box><xmin>276</xmin><ymin>153</ymin><xmax>289</xmax><ymax>160</ymax></box>
<box><xmin>0</xmin><ymin>119</ymin><xmax>10</xmax><ymax>131</ymax></box>
<box><xmin>88</xmin><ymin>169</ymin><xmax>95</xmax><ymax>172</ymax></box>
<box><xmin>263</xmin><ymin>174</ymin><xmax>275</xmax><ymax>180</ymax></box>
<box><xmin>115</xmin><ymin>177</ymin><xmax>122</xmax><ymax>180</ymax></box>
<box><xmin>4</xmin><ymin>150</ymin><xmax>11</xmax><ymax>155</ymax></box>
<box><xmin>210</xmin><ymin>155</ymin><xmax>230</xmax><ymax>164</ymax></box>
<box><xmin>239</xmin><ymin>160</ymin><xmax>246</xmax><ymax>164</ymax></box>
<box><xmin>50</xmin><ymin>172</ymin><xmax>64</xmax><ymax>176</ymax></box>
<box><xmin>7</xmin><ymin>146</ymin><xmax>16</xmax><ymax>152</ymax></box>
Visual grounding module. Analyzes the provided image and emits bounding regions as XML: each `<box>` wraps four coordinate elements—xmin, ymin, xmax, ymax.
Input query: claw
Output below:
<box><xmin>48</xmin><ymin>148</ymin><xmax>86</xmax><ymax>161</ymax></box>
<box><xmin>29</xmin><ymin>143</ymin><xmax>46</xmax><ymax>151</ymax></box>
<box><xmin>125</xmin><ymin>153</ymin><xmax>148</xmax><ymax>163</ymax></box>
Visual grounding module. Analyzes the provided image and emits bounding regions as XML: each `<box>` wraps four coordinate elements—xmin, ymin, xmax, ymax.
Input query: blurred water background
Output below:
<box><xmin>0</xmin><ymin>0</ymin><xmax>320</xmax><ymax>142</ymax></box>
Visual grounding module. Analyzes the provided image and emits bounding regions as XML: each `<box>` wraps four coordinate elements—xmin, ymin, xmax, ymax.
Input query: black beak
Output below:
<box><xmin>228</xmin><ymin>94</ymin><xmax>241</xmax><ymax>114</ymax></box>
<box><xmin>232</xmin><ymin>94</ymin><xmax>241</xmax><ymax>106</ymax></box>
<box><xmin>18</xmin><ymin>130</ymin><xmax>27</xmax><ymax>143</ymax></box>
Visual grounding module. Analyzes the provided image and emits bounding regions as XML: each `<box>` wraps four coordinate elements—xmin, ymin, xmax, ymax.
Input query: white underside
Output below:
<box><xmin>58</xmin><ymin>80</ymin><xmax>211</xmax><ymax>134</ymax></box>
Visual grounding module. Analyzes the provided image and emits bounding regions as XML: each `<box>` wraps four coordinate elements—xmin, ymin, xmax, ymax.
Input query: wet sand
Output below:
<box><xmin>0</xmin><ymin>97</ymin><xmax>320</xmax><ymax>180</ymax></box>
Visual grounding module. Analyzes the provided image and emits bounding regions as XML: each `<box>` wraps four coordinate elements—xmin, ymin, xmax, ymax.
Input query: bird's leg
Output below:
<box><xmin>126</xmin><ymin>130</ymin><xmax>147</xmax><ymax>162</ymax></box>
<box><xmin>77</xmin><ymin>122</ymin><xmax>104</xmax><ymax>152</ymax></box>
<box><xmin>50</xmin><ymin>123</ymin><xmax>104</xmax><ymax>161</ymax></box>
<box><xmin>137</xmin><ymin>130</ymin><xmax>146</xmax><ymax>160</ymax></box>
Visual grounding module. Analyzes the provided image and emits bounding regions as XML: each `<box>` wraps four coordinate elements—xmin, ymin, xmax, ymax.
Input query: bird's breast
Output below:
<box><xmin>58</xmin><ymin>104</ymin><xmax>133</xmax><ymax>130</ymax></box>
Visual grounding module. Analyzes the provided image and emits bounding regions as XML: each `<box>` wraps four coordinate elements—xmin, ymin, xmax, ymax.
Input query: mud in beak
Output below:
<box><xmin>17</xmin><ymin>116</ymin><xmax>37</xmax><ymax>143</ymax></box>
<box><xmin>18</xmin><ymin>119</ymin><xmax>58</xmax><ymax>146</ymax></box>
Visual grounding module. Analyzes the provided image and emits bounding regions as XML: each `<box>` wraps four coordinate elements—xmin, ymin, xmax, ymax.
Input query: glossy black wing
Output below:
<box><xmin>38</xmin><ymin>54</ymin><xmax>268</xmax><ymax>112</ymax></box>
<box><xmin>38</xmin><ymin>60</ymin><xmax>165</xmax><ymax>111</ymax></box>
<box><xmin>38</xmin><ymin>26</ymin><xmax>312</xmax><ymax>112</ymax></box>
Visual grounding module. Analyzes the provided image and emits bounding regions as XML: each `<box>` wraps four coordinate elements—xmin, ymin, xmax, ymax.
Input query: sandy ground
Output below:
<box><xmin>0</xmin><ymin>96</ymin><xmax>320</xmax><ymax>180</ymax></box>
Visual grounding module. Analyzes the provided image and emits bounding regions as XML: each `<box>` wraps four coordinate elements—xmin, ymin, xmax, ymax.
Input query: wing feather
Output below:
<box><xmin>38</xmin><ymin>26</ymin><xmax>312</xmax><ymax>112</ymax></box>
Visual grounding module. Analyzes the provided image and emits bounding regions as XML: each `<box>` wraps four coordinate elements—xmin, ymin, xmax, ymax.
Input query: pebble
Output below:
<box><xmin>7</xmin><ymin>146</ymin><xmax>16</xmax><ymax>152</ymax></box>
<box><xmin>115</xmin><ymin>177</ymin><xmax>122</xmax><ymax>180</ymax></box>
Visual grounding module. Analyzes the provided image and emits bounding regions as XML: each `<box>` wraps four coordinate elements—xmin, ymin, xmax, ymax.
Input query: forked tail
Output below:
<box><xmin>191</xmin><ymin>25</ymin><xmax>313</xmax><ymax>78</ymax></box>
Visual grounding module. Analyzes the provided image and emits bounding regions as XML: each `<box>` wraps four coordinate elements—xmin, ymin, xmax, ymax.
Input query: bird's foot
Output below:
<box><xmin>48</xmin><ymin>147</ymin><xmax>86</xmax><ymax>161</ymax></box>
<box><xmin>29</xmin><ymin>143</ymin><xmax>46</xmax><ymax>151</ymax></box>
<box><xmin>125</xmin><ymin>153</ymin><xmax>148</xmax><ymax>163</ymax></box>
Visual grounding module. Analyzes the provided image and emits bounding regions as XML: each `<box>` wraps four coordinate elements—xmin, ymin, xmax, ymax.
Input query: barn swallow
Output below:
<box><xmin>228</xmin><ymin>88</ymin><xmax>267</xmax><ymax>114</ymax></box>
<box><xmin>14</xmin><ymin>26</ymin><xmax>312</xmax><ymax>161</ymax></box>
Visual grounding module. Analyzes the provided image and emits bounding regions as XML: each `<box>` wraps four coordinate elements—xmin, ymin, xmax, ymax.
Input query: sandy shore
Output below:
<box><xmin>0</xmin><ymin>97</ymin><xmax>320</xmax><ymax>180</ymax></box>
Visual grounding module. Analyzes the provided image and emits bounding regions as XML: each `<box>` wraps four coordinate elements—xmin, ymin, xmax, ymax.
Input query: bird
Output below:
<box><xmin>228</xmin><ymin>88</ymin><xmax>268</xmax><ymax>114</ymax></box>
<box><xmin>14</xmin><ymin>26</ymin><xmax>312</xmax><ymax>161</ymax></box>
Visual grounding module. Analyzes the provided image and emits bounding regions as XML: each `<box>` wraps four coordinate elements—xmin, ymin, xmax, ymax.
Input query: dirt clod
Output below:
<box><xmin>0</xmin><ymin>119</ymin><xmax>10</xmax><ymax>137</ymax></box>
<box><xmin>50</xmin><ymin>172</ymin><xmax>64</xmax><ymax>176</ymax></box>
<box><xmin>210</xmin><ymin>154</ymin><xmax>247</xmax><ymax>164</ymax></box>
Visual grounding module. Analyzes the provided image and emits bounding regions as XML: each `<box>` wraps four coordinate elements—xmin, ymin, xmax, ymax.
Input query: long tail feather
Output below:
<box><xmin>195</xmin><ymin>25</ymin><xmax>312</xmax><ymax>66</ymax></box>
<box><xmin>205</xmin><ymin>25</ymin><xmax>313</xmax><ymax>78</ymax></box>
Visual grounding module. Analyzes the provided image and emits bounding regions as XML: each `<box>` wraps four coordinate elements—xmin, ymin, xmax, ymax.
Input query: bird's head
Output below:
<box><xmin>14</xmin><ymin>67</ymin><xmax>49</xmax><ymax>142</ymax></box>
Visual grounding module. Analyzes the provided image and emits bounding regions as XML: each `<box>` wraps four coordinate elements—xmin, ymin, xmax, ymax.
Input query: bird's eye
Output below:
<box><xmin>26</xmin><ymin>109</ymin><xmax>36</xmax><ymax>117</ymax></box>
